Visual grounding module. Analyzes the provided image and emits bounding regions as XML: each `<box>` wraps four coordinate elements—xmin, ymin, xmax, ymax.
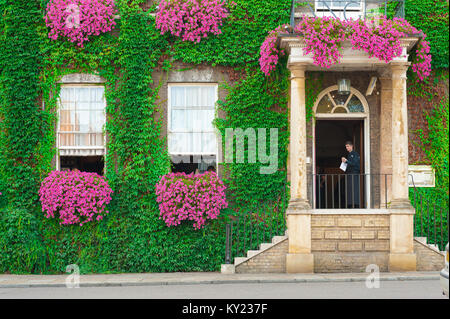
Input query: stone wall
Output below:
<box><xmin>235</xmin><ymin>240</ymin><xmax>288</xmax><ymax>274</ymax></box>
<box><xmin>311</xmin><ymin>213</ymin><xmax>390</xmax><ymax>272</ymax></box>
<box><xmin>232</xmin><ymin>216</ymin><xmax>444</xmax><ymax>273</ymax></box>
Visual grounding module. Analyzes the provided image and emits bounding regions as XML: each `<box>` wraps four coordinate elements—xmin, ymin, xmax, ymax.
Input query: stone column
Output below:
<box><xmin>288</xmin><ymin>64</ymin><xmax>309</xmax><ymax>208</ymax></box>
<box><xmin>390</xmin><ymin>63</ymin><xmax>411</xmax><ymax>206</ymax></box>
<box><xmin>379</xmin><ymin>73</ymin><xmax>393</xmax><ymax>208</ymax></box>
<box><xmin>286</xmin><ymin>64</ymin><xmax>313</xmax><ymax>273</ymax></box>
<box><xmin>388</xmin><ymin>62</ymin><xmax>416</xmax><ymax>271</ymax></box>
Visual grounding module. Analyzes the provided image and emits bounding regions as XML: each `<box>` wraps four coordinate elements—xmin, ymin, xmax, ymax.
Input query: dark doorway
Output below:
<box><xmin>314</xmin><ymin>120</ymin><xmax>365</xmax><ymax>208</ymax></box>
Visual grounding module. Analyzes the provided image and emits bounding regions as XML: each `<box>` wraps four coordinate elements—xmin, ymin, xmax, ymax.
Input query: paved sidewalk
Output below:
<box><xmin>0</xmin><ymin>271</ymin><xmax>440</xmax><ymax>288</ymax></box>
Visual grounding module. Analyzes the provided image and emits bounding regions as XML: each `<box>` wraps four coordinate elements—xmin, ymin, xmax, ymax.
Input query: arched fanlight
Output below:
<box><xmin>337</xmin><ymin>78</ymin><xmax>351</xmax><ymax>95</ymax></box>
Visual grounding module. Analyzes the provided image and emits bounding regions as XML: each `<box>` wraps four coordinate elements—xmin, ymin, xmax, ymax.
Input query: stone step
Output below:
<box><xmin>234</xmin><ymin>257</ymin><xmax>247</xmax><ymax>266</ymax></box>
<box><xmin>272</xmin><ymin>236</ymin><xmax>287</xmax><ymax>244</ymax></box>
<box><xmin>259</xmin><ymin>243</ymin><xmax>273</xmax><ymax>250</ymax></box>
<box><xmin>428</xmin><ymin>244</ymin><xmax>440</xmax><ymax>251</ymax></box>
<box><xmin>246</xmin><ymin>250</ymin><xmax>260</xmax><ymax>258</ymax></box>
<box><xmin>415</xmin><ymin>237</ymin><xmax>427</xmax><ymax>245</ymax></box>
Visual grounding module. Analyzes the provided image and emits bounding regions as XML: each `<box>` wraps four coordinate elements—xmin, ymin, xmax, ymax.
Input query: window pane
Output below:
<box><xmin>202</xmin><ymin>133</ymin><xmax>216</xmax><ymax>153</ymax></box>
<box><xmin>169</xmin><ymin>133</ymin><xmax>188</xmax><ymax>153</ymax></box>
<box><xmin>169</xmin><ymin>85</ymin><xmax>217</xmax><ymax>155</ymax></box>
<box><xmin>171</xmin><ymin>87</ymin><xmax>185</xmax><ymax>107</ymax></box>
<box><xmin>203</xmin><ymin>110</ymin><xmax>214</xmax><ymax>131</ymax></box>
<box><xmin>316</xmin><ymin>94</ymin><xmax>333</xmax><ymax>113</ymax></box>
<box><xmin>58</xmin><ymin>86</ymin><xmax>106</xmax><ymax>149</ymax></box>
<box><xmin>333</xmin><ymin>106</ymin><xmax>347</xmax><ymax>113</ymax></box>
<box><xmin>171</xmin><ymin>109</ymin><xmax>185</xmax><ymax>131</ymax></box>
<box><xmin>186</xmin><ymin>86</ymin><xmax>199</xmax><ymax>108</ymax></box>
<box><xmin>332</xmin><ymin>91</ymin><xmax>350</xmax><ymax>107</ymax></box>
<box><xmin>192</xmin><ymin>110</ymin><xmax>204</xmax><ymax>132</ymax></box>
<box><xmin>192</xmin><ymin>132</ymin><xmax>202</xmax><ymax>153</ymax></box>
<box><xmin>347</xmin><ymin>95</ymin><xmax>365</xmax><ymax>112</ymax></box>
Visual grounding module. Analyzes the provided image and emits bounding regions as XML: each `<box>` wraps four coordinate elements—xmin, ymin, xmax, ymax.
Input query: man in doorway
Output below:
<box><xmin>341</xmin><ymin>141</ymin><xmax>360</xmax><ymax>208</ymax></box>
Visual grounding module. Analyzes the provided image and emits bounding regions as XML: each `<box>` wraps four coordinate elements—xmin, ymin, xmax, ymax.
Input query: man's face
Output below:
<box><xmin>345</xmin><ymin>144</ymin><xmax>353</xmax><ymax>152</ymax></box>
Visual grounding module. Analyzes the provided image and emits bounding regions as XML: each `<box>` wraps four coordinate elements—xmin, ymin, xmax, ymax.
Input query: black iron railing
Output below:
<box><xmin>410</xmin><ymin>175</ymin><xmax>449</xmax><ymax>252</ymax></box>
<box><xmin>311</xmin><ymin>173</ymin><xmax>391</xmax><ymax>209</ymax></box>
<box><xmin>224</xmin><ymin>185</ymin><xmax>288</xmax><ymax>264</ymax></box>
<box><xmin>290</xmin><ymin>0</ymin><xmax>405</xmax><ymax>28</ymax></box>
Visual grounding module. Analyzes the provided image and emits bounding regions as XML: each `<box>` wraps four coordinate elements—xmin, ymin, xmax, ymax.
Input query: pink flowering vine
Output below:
<box><xmin>259</xmin><ymin>25</ymin><xmax>289</xmax><ymax>76</ymax></box>
<box><xmin>45</xmin><ymin>0</ymin><xmax>117</xmax><ymax>47</ymax></box>
<box><xmin>155</xmin><ymin>0</ymin><xmax>233</xmax><ymax>43</ymax></box>
<box><xmin>260</xmin><ymin>16</ymin><xmax>431</xmax><ymax>81</ymax></box>
<box><xmin>295</xmin><ymin>16</ymin><xmax>348</xmax><ymax>69</ymax></box>
<box><xmin>155</xmin><ymin>171</ymin><xmax>228</xmax><ymax>229</ymax></box>
<box><xmin>39</xmin><ymin>170</ymin><xmax>113</xmax><ymax>226</ymax></box>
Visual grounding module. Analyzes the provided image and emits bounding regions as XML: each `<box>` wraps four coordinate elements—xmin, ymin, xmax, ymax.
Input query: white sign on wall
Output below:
<box><xmin>408</xmin><ymin>165</ymin><xmax>435</xmax><ymax>188</ymax></box>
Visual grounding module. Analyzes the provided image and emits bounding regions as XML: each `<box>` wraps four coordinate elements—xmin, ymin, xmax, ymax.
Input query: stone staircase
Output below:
<box><xmin>221</xmin><ymin>232</ymin><xmax>446</xmax><ymax>273</ymax></box>
<box><xmin>414</xmin><ymin>236</ymin><xmax>446</xmax><ymax>271</ymax></box>
<box><xmin>220</xmin><ymin>230</ymin><xmax>289</xmax><ymax>274</ymax></box>
<box><xmin>414</xmin><ymin>237</ymin><xmax>446</xmax><ymax>254</ymax></box>
<box><xmin>234</xmin><ymin>231</ymin><xmax>288</xmax><ymax>266</ymax></box>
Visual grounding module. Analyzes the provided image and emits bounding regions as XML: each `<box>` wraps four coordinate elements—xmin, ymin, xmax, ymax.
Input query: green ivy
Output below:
<box><xmin>405</xmin><ymin>0</ymin><xmax>449</xmax><ymax>69</ymax></box>
<box><xmin>0</xmin><ymin>0</ymin><xmax>448</xmax><ymax>274</ymax></box>
<box><xmin>410</xmin><ymin>97</ymin><xmax>449</xmax><ymax>249</ymax></box>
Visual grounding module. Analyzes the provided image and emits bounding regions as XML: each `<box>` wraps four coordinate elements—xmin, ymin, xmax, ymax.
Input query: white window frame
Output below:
<box><xmin>315</xmin><ymin>0</ymin><xmax>365</xmax><ymax>20</ymax></box>
<box><xmin>56</xmin><ymin>84</ymin><xmax>107</xmax><ymax>171</ymax></box>
<box><xmin>315</xmin><ymin>0</ymin><xmax>363</xmax><ymax>10</ymax></box>
<box><xmin>167</xmin><ymin>83</ymin><xmax>219</xmax><ymax>171</ymax></box>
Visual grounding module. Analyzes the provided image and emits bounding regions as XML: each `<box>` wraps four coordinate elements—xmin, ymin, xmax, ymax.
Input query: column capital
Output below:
<box><xmin>377</xmin><ymin>66</ymin><xmax>392</xmax><ymax>81</ymax></box>
<box><xmin>288</xmin><ymin>63</ymin><xmax>307</xmax><ymax>79</ymax></box>
<box><xmin>390</xmin><ymin>62</ymin><xmax>411</xmax><ymax>79</ymax></box>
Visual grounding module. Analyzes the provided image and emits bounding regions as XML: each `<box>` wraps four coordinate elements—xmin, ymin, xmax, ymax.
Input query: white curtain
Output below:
<box><xmin>169</xmin><ymin>85</ymin><xmax>217</xmax><ymax>154</ymax></box>
<box><xmin>58</xmin><ymin>86</ymin><xmax>106</xmax><ymax>149</ymax></box>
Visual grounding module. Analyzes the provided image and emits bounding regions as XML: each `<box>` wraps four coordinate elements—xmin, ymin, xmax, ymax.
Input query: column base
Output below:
<box><xmin>221</xmin><ymin>264</ymin><xmax>235</xmax><ymax>274</ymax></box>
<box><xmin>287</xmin><ymin>198</ymin><xmax>311</xmax><ymax>211</ymax></box>
<box><xmin>286</xmin><ymin>253</ymin><xmax>314</xmax><ymax>273</ymax></box>
<box><xmin>390</xmin><ymin>198</ymin><xmax>414</xmax><ymax>210</ymax></box>
<box><xmin>389</xmin><ymin>253</ymin><xmax>417</xmax><ymax>272</ymax></box>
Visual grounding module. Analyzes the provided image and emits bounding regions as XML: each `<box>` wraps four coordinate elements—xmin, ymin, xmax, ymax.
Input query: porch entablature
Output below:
<box><xmin>279</xmin><ymin>36</ymin><xmax>418</xmax><ymax>71</ymax></box>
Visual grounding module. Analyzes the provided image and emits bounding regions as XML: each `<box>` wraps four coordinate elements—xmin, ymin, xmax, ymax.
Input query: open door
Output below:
<box><xmin>314</xmin><ymin>119</ymin><xmax>365</xmax><ymax>208</ymax></box>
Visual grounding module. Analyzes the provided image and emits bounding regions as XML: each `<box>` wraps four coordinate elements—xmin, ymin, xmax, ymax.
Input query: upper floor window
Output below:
<box><xmin>57</xmin><ymin>85</ymin><xmax>106</xmax><ymax>174</ymax></box>
<box><xmin>168</xmin><ymin>84</ymin><xmax>218</xmax><ymax>174</ymax></box>
<box><xmin>315</xmin><ymin>0</ymin><xmax>363</xmax><ymax>20</ymax></box>
<box><xmin>58</xmin><ymin>85</ymin><xmax>106</xmax><ymax>151</ymax></box>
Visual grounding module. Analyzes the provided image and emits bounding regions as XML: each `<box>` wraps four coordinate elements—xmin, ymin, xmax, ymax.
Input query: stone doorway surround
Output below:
<box><xmin>279</xmin><ymin>36</ymin><xmax>419</xmax><ymax>273</ymax></box>
<box><xmin>312</xmin><ymin>86</ymin><xmax>371</xmax><ymax>208</ymax></box>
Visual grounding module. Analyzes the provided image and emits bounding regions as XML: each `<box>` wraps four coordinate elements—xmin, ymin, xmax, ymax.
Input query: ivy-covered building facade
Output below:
<box><xmin>0</xmin><ymin>0</ymin><xmax>448</xmax><ymax>274</ymax></box>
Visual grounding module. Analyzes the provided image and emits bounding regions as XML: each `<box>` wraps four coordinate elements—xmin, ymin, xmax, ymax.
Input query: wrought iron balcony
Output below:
<box><xmin>290</xmin><ymin>0</ymin><xmax>405</xmax><ymax>27</ymax></box>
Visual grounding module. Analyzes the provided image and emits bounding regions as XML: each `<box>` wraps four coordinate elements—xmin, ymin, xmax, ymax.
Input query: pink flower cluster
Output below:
<box><xmin>295</xmin><ymin>16</ymin><xmax>347</xmax><ymax>69</ymax></box>
<box><xmin>39</xmin><ymin>170</ymin><xmax>113</xmax><ymax>226</ymax></box>
<box><xmin>155</xmin><ymin>171</ymin><xmax>228</xmax><ymax>229</ymax></box>
<box><xmin>155</xmin><ymin>0</ymin><xmax>231</xmax><ymax>43</ymax></box>
<box><xmin>260</xmin><ymin>16</ymin><xmax>431</xmax><ymax>81</ymax></box>
<box><xmin>45</xmin><ymin>0</ymin><xmax>117</xmax><ymax>47</ymax></box>
<box><xmin>259</xmin><ymin>25</ymin><xmax>289</xmax><ymax>76</ymax></box>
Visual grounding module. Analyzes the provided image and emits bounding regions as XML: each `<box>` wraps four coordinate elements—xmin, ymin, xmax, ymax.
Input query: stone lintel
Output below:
<box><xmin>58</xmin><ymin>73</ymin><xmax>105</xmax><ymax>84</ymax></box>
